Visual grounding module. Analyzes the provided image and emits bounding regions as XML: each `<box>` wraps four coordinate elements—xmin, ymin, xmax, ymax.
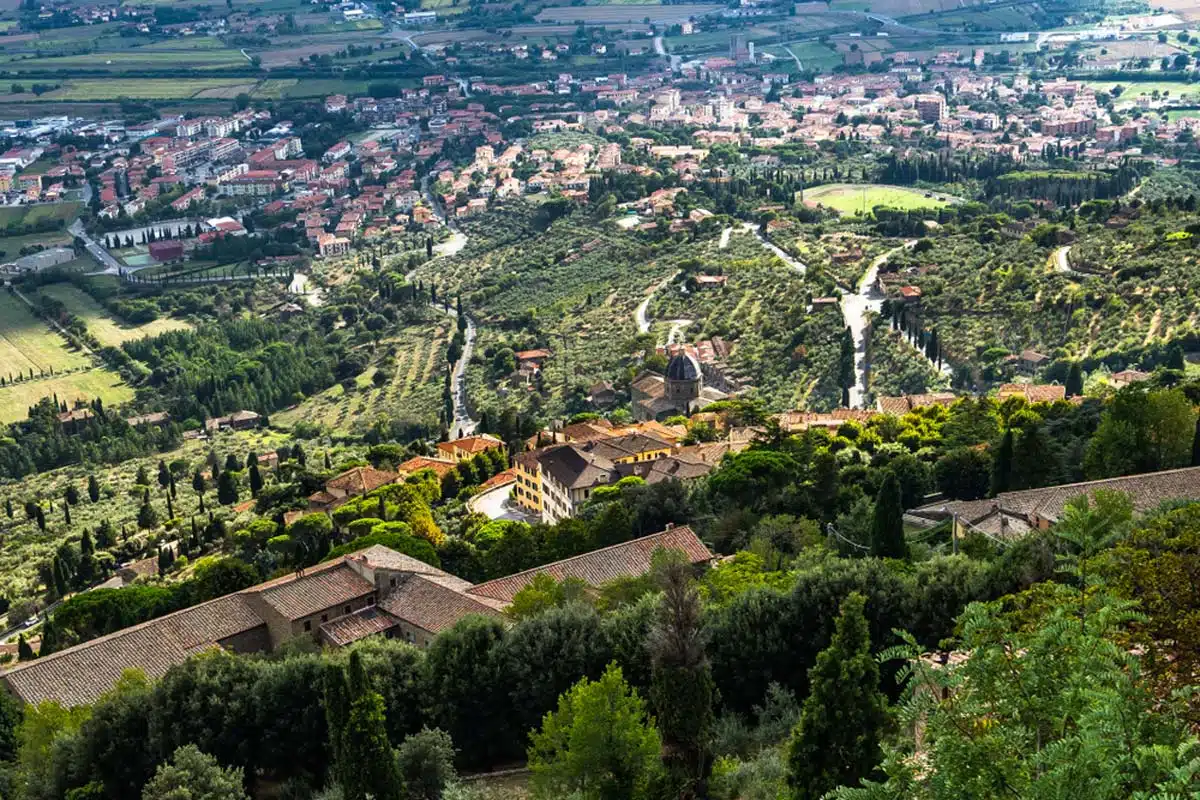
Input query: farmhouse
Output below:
<box><xmin>909</xmin><ymin>466</ymin><xmax>1200</xmax><ymax>541</ymax></box>
<box><xmin>1</xmin><ymin>528</ymin><xmax>712</xmax><ymax>707</ymax></box>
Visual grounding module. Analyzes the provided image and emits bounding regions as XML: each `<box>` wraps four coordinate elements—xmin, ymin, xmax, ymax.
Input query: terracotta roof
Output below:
<box><xmin>467</xmin><ymin>526</ymin><xmax>712</xmax><ymax>604</ymax></box>
<box><xmin>320</xmin><ymin>606</ymin><xmax>397</xmax><ymax>646</ymax></box>
<box><xmin>397</xmin><ymin>456</ymin><xmax>457</xmax><ymax>478</ymax></box>
<box><xmin>326</xmin><ymin>466</ymin><xmax>398</xmax><ymax>495</ymax></box>
<box><xmin>437</xmin><ymin>434</ymin><xmax>503</xmax><ymax>456</ymax></box>
<box><xmin>380</xmin><ymin>574</ymin><xmax>505</xmax><ymax>634</ymax></box>
<box><xmin>0</xmin><ymin>594</ymin><xmax>264</xmax><ymax>708</ymax></box>
<box><xmin>258</xmin><ymin>563</ymin><xmax>374</xmax><ymax>620</ymax></box>
<box><xmin>478</xmin><ymin>469</ymin><xmax>517</xmax><ymax>491</ymax></box>
<box><xmin>582</xmin><ymin>432</ymin><xmax>673</xmax><ymax>461</ymax></box>
<box><xmin>876</xmin><ymin>392</ymin><xmax>958</xmax><ymax>416</ymax></box>
<box><xmin>997</xmin><ymin>383</ymin><xmax>1066</xmax><ymax>404</ymax></box>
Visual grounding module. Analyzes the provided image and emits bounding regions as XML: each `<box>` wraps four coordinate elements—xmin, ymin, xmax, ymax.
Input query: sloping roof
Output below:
<box><xmin>582</xmin><ymin>432</ymin><xmax>673</xmax><ymax>461</ymax></box>
<box><xmin>258</xmin><ymin>563</ymin><xmax>375</xmax><ymax>620</ymax></box>
<box><xmin>379</xmin><ymin>574</ymin><xmax>505</xmax><ymax>634</ymax></box>
<box><xmin>467</xmin><ymin>526</ymin><xmax>712</xmax><ymax>604</ymax></box>
<box><xmin>325</xmin><ymin>466</ymin><xmax>398</xmax><ymax>495</ymax></box>
<box><xmin>997</xmin><ymin>383</ymin><xmax>1066</xmax><ymax>404</ymax></box>
<box><xmin>320</xmin><ymin>606</ymin><xmax>397</xmax><ymax>646</ymax></box>
<box><xmin>437</xmin><ymin>434</ymin><xmax>503</xmax><ymax>456</ymax></box>
<box><xmin>1</xmin><ymin>594</ymin><xmax>264</xmax><ymax>708</ymax></box>
<box><xmin>397</xmin><ymin>456</ymin><xmax>457</xmax><ymax>478</ymax></box>
<box><xmin>876</xmin><ymin>392</ymin><xmax>958</xmax><ymax>416</ymax></box>
<box><xmin>911</xmin><ymin>466</ymin><xmax>1200</xmax><ymax>529</ymax></box>
<box><xmin>538</xmin><ymin>445</ymin><xmax>617</xmax><ymax>490</ymax></box>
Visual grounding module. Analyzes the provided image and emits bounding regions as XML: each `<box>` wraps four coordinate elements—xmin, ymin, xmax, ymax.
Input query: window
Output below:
<box><xmin>321</xmin><ymin>614</ymin><xmax>328</xmax><ymax>623</ymax></box>
<box><xmin>344</xmin><ymin>605</ymin><xmax>351</xmax><ymax>614</ymax></box>
<box><xmin>303</xmin><ymin>620</ymin><xmax>311</xmax><ymax>632</ymax></box>
<box><xmin>390</xmin><ymin>577</ymin><xmax>397</xmax><ymax>587</ymax></box>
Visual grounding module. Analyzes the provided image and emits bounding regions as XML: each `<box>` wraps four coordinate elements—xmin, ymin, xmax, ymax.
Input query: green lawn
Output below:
<box><xmin>0</xmin><ymin>367</ymin><xmax>133</xmax><ymax>423</ymax></box>
<box><xmin>31</xmin><ymin>78</ymin><xmax>254</xmax><ymax>101</ymax></box>
<box><xmin>34</xmin><ymin>284</ymin><xmax>192</xmax><ymax>348</ymax></box>
<box><xmin>0</xmin><ymin>291</ymin><xmax>90</xmax><ymax>377</ymax></box>
<box><xmin>799</xmin><ymin>183</ymin><xmax>957</xmax><ymax>216</ymax></box>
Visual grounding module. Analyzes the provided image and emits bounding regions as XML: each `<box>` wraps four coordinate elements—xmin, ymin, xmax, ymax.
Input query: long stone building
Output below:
<box><xmin>1</xmin><ymin>526</ymin><xmax>712</xmax><ymax>708</ymax></box>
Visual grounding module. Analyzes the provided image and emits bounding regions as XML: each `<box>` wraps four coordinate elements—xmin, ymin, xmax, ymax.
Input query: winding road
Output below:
<box><xmin>839</xmin><ymin>240</ymin><xmax>918</xmax><ymax>409</ymax></box>
<box><xmin>635</xmin><ymin>270</ymin><xmax>681</xmax><ymax>335</ymax></box>
<box><xmin>1050</xmin><ymin>244</ymin><xmax>1081</xmax><ymax>276</ymax></box>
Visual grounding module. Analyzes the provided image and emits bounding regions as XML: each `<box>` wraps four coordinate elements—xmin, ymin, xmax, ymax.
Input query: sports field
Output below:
<box><xmin>800</xmin><ymin>184</ymin><xmax>957</xmax><ymax>216</ymax></box>
<box><xmin>0</xmin><ymin>292</ymin><xmax>90</xmax><ymax>377</ymax></box>
<box><xmin>0</xmin><ymin>368</ymin><xmax>133</xmax><ymax>423</ymax></box>
<box><xmin>34</xmin><ymin>284</ymin><xmax>191</xmax><ymax>347</ymax></box>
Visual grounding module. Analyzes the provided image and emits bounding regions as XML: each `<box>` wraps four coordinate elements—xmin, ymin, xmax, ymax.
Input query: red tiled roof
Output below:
<box><xmin>397</xmin><ymin>456</ymin><xmax>456</xmax><ymax>478</ymax></box>
<box><xmin>325</xmin><ymin>466</ymin><xmax>397</xmax><ymax>495</ymax></box>
<box><xmin>467</xmin><ymin>526</ymin><xmax>712</xmax><ymax>604</ymax></box>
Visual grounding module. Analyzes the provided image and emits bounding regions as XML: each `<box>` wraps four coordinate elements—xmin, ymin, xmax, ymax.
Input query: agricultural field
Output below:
<box><xmin>1085</xmin><ymin>80</ymin><xmax>1200</xmax><ymax>103</ymax></box>
<box><xmin>881</xmin><ymin>205</ymin><xmax>1200</xmax><ymax>378</ymax></box>
<box><xmin>5</xmin><ymin>43</ymin><xmax>247</xmax><ymax>72</ymax></box>
<box><xmin>535</xmin><ymin>3</ymin><xmax>719</xmax><ymax>23</ymax></box>
<box><xmin>0</xmin><ymin>426</ymin><xmax>299</xmax><ymax>607</ymax></box>
<box><xmin>0</xmin><ymin>367</ymin><xmax>133</xmax><ymax>424</ymax></box>
<box><xmin>0</xmin><ymin>230</ymin><xmax>72</xmax><ymax>257</ymax></box>
<box><xmin>768</xmin><ymin>224</ymin><xmax>899</xmax><ymax>289</ymax></box>
<box><xmin>0</xmin><ymin>201</ymin><xmax>81</xmax><ymax>229</ymax></box>
<box><xmin>29</xmin><ymin>79</ymin><xmax>256</xmax><ymax>101</ymax></box>
<box><xmin>799</xmin><ymin>184</ymin><xmax>957</xmax><ymax>216</ymax></box>
<box><xmin>32</xmin><ymin>284</ymin><xmax>192</xmax><ymax>348</ymax></box>
<box><xmin>0</xmin><ymin>291</ymin><xmax>90</xmax><ymax>377</ymax></box>
<box><xmin>274</xmin><ymin>318</ymin><xmax>451</xmax><ymax>435</ymax></box>
<box><xmin>645</xmin><ymin>230</ymin><xmax>849</xmax><ymax>410</ymax></box>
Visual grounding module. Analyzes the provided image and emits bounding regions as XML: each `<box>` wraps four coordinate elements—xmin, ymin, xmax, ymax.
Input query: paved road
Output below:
<box><xmin>635</xmin><ymin>270</ymin><xmax>680</xmax><ymax>334</ymax></box>
<box><xmin>449</xmin><ymin>309</ymin><xmax>477</xmax><ymax>439</ymax></box>
<box><xmin>1051</xmin><ymin>244</ymin><xmax>1080</xmax><ymax>275</ymax></box>
<box><xmin>840</xmin><ymin>240</ymin><xmax>919</xmax><ymax>409</ymax></box>
<box><xmin>70</xmin><ymin>219</ymin><xmax>125</xmax><ymax>275</ymax></box>
<box><xmin>719</xmin><ymin>226</ymin><xmax>732</xmax><ymax>249</ymax></box>
<box><xmin>746</xmin><ymin>222</ymin><xmax>807</xmax><ymax>276</ymax></box>
<box><xmin>468</xmin><ymin>482</ymin><xmax>535</xmax><ymax>521</ymax></box>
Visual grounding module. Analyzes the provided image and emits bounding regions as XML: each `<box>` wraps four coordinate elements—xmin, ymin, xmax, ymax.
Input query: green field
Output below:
<box><xmin>800</xmin><ymin>183</ymin><xmax>957</xmax><ymax>216</ymax></box>
<box><xmin>1085</xmin><ymin>80</ymin><xmax>1200</xmax><ymax>101</ymax></box>
<box><xmin>0</xmin><ymin>230</ymin><xmax>72</xmax><ymax>255</ymax></box>
<box><xmin>0</xmin><ymin>367</ymin><xmax>133</xmax><ymax>424</ymax></box>
<box><xmin>0</xmin><ymin>201</ymin><xmax>81</xmax><ymax>228</ymax></box>
<box><xmin>30</xmin><ymin>78</ymin><xmax>255</xmax><ymax>101</ymax></box>
<box><xmin>0</xmin><ymin>292</ymin><xmax>90</xmax><ymax>377</ymax></box>
<box><xmin>34</xmin><ymin>284</ymin><xmax>192</xmax><ymax>347</ymax></box>
<box><xmin>7</xmin><ymin>45</ymin><xmax>246</xmax><ymax>71</ymax></box>
<box><xmin>1166</xmin><ymin>109</ymin><xmax>1200</xmax><ymax>121</ymax></box>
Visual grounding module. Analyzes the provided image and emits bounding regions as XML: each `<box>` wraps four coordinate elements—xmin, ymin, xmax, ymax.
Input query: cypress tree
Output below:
<box><xmin>324</xmin><ymin>451</ymin><xmax>332</xmax><ymax>471</ymax></box>
<box><xmin>157</xmin><ymin>460</ymin><xmax>170</xmax><ymax>489</ymax></box>
<box><xmin>329</xmin><ymin>652</ymin><xmax>403</xmax><ymax>800</ymax></box>
<box><xmin>77</xmin><ymin>529</ymin><xmax>96</xmax><ymax>586</ymax></box>
<box><xmin>38</xmin><ymin>620</ymin><xmax>60</xmax><ymax>657</ymax></box>
<box><xmin>1192</xmin><ymin>417</ymin><xmax>1200</xmax><ymax>467</ymax></box>
<box><xmin>991</xmin><ymin>428</ymin><xmax>1014</xmax><ymax>496</ymax></box>
<box><xmin>87</xmin><ymin>474</ymin><xmax>100</xmax><ymax>503</ymax></box>
<box><xmin>169</xmin><ymin>473</ymin><xmax>177</xmax><ymax>499</ymax></box>
<box><xmin>4</xmin><ymin>498</ymin><xmax>11</xmax><ymax>518</ymax></box>
<box><xmin>35</xmin><ymin>505</ymin><xmax>45</xmax><ymax>532</ymax></box>
<box><xmin>649</xmin><ymin>558</ymin><xmax>715</xmax><ymax>794</ymax></box>
<box><xmin>63</xmin><ymin>502</ymin><xmax>71</xmax><ymax>526</ymax></box>
<box><xmin>294</xmin><ymin>443</ymin><xmax>307</xmax><ymax>468</ymax></box>
<box><xmin>138</xmin><ymin>492</ymin><xmax>160</xmax><ymax>530</ymax></box>
<box><xmin>1065</xmin><ymin>361</ymin><xmax>1084</xmax><ymax>398</ymax></box>
<box><xmin>217</xmin><ymin>470</ymin><xmax>239</xmax><ymax>506</ymax></box>
<box><xmin>787</xmin><ymin>593</ymin><xmax>887</xmax><ymax>800</ymax></box>
<box><xmin>249</xmin><ymin>463</ymin><xmax>263</xmax><ymax>498</ymax></box>
<box><xmin>869</xmin><ymin>471</ymin><xmax>907</xmax><ymax>559</ymax></box>
<box><xmin>224</xmin><ymin>453</ymin><xmax>241</xmax><ymax>474</ymax></box>
<box><xmin>1167</xmin><ymin>342</ymin><xmax>1185</xmax><ymax>371</ymax></box>
<box><xmin>166</xmin><ymin>492</ymin><xmax>175</xmax><ymax>520</ymax></box>
<box><xmin>17</xmin><ymin>633</ymin><xmax>33</xmax><ymax>661</ymax></box>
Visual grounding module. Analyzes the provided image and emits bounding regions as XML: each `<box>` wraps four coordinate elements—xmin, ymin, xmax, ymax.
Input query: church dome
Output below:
<box><xmin>665</xmin><ymin>353</ymin><xmax>701</xmax><ymax>382</ymax></box>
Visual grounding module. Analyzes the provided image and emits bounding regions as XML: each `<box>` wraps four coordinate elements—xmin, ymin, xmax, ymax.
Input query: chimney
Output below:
<box><xmin>664</xmin><ymin>522</ymin><xmax>675</xmax><ymax>530</ymax></box>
